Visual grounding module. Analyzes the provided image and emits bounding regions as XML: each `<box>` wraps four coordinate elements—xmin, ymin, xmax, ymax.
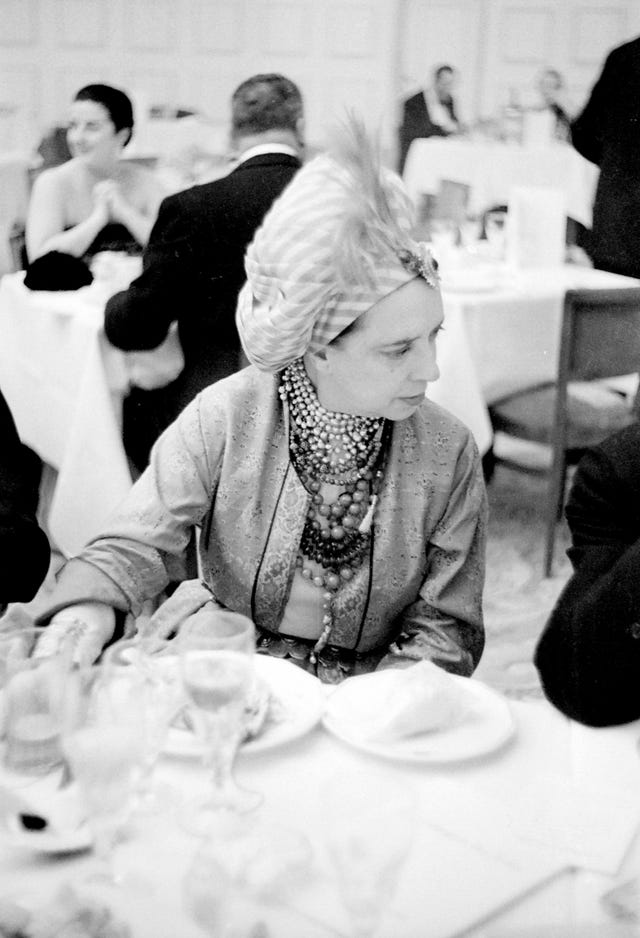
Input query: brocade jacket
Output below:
<box><xmin>41</xmin><ymin>368</ymin><xmax>487</xmax><ymax>675</ymax></box>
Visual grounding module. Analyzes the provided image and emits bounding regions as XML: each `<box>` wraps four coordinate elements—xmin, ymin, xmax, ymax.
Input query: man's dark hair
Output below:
<box><xmin>434</xmin><ymin>64</ymin><xmax>455</xmax><ymax>82</ymax></box>
<box><xmin>231</xmin><ymin>74</ymin><xmax>303</xmax><ymax>139</ymax></box>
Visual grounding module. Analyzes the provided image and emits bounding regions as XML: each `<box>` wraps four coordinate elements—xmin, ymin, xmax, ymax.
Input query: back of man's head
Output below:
<box><xmin>231</xmin><ymin>74</ymin><xmax>303</xmax><ymax>145</ymax></box>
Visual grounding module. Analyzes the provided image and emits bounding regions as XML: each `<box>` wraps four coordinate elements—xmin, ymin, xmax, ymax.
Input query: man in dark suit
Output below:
<box><xmin>0</xmin><ymin>389</ymin><xmax>50</xmax><ymax>610</ymax></box>
<box><xmin>105</xmin><ymin>74</ymin><xmax>304</xmax><ymax>471</ymax></box>
<box><xmin>570</xmin><ymin>36</ymin><xmax>640</xmax><ymax>280</ymax></box>
<box><xmin>535</xmin><ymin>423</ymin><xmax>640</xmax><ymax>727</ymax></box>
<box><xmin>397</xmin><ymin>64</ymin><xmax>462</xmax><ymax>175</ymax></box>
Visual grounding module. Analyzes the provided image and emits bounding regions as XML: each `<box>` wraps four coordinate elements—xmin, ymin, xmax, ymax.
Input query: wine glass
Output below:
<box><xmin>485</xmin><ymin>209</ymin><xmax>508</xmax><ymax>259</ymax></box>
<box><xmin>322</xmin><ymin>772</ymin><xmax>417</xmax><ymax>937</ymax></box>
<box><xmin>60</xmin><ymin>664</ymin><xmax>147</xmax><ymax>885</ymax></box>
<box><xmin>103</xmin><ymin>638</ymin><xmax>185</xmax><ymax>815</ymax></box>
<box><xmin>183</xmin><ymin>813</ymin><xmax>314</xmax><ymax>938</ymax></box>
<box><xmin>178</xmin><ymin>609</ymin><xmax>262</xmax><ymax>833</ymax></box>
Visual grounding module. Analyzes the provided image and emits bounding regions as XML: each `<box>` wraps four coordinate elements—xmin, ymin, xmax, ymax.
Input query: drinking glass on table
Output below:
<box><xmin>183</xmin><ymin>813</ymin><xmax>315</xmax><ymax>938</ymax></box>
<box><xmin>60</xmin><ymin>664</ymin><xmax>147</xmax><ymax>885</ymax></box>
<box><xmin>1</xmin><ymin>627</ymin><xmax>73</xmax><ymax>778</ymax></box>
<box><xmin>484</xmin><ymin>209</ymin><xmax>508</xmax><ymax>259</ymax></box>
<box><xmin>103</xmin><ymin>638</ymin><xmax>185</xmax><ymax>815</ymax></box>
<box><xmin>322</xmin><ymin>772</ymin><xmax>417</xmax><ymax>938</ymax></box>
<box><xmin>178</xmin><ymin>609</ymin><xmax>262</xmax><ymax>832</ymax></box>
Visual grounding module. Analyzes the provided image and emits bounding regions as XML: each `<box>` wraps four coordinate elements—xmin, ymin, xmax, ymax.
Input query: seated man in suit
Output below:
<box><xmin>104</xmin><ymin>74</ymin><xmax>304</xmax><ymax>472</ymax></box>
<box><xmin>398</xmin><ymin>64</ymin><xmax>463</xmax><ymax>174</ymax></box>
<box><xmin>535</xmin><ymin>422</ymin><xmax>640</xmax><ymax>727</ymax></box>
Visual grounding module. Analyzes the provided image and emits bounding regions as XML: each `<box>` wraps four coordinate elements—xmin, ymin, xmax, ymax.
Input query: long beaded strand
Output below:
<box><xmin>279</xmin><ymin>359</ymin><xmax>388</xmax><ymax>660</ymax></box>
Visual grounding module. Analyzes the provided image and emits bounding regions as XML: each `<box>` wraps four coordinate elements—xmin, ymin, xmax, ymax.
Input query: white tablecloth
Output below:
<box><xmin>403</xmin><ymin>139</ymin><xmax>599</xmax><ymax>228</ymax></box>
<box><xmin>0</xmin><ymin>272</ymin><xmax>134</xmax><ymax>557</ymax></box>
<box><xmin>429</xmin><ymin>263</ymin><xmax>640</xmax><ymax>455</ymax></box>
<box><xmin>1</xmin><ymin>688</ymin><xmax>640</xmax><ymax>937</ymax></box>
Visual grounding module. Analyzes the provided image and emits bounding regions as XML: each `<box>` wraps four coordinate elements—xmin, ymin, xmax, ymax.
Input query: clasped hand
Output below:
<box><xmin>92</xmin><ymin>179</ymin><xmax>129</xmax><ymax>226</ymax></box>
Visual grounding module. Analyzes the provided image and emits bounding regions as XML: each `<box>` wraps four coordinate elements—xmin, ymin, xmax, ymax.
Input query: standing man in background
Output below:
<box><xmin>570</xmin><ymin>36</ymin><xmax>640</xmax><ymax>280</ymax></box>
<box><xmin>397</xmin><ymin>64</ymin><xmax>463</xmax><ymax>175</ymax></box>
<box><xmin>105</xmin><ymin>74</ymin><xmax>304</xmax><ymax>472</ymax></box>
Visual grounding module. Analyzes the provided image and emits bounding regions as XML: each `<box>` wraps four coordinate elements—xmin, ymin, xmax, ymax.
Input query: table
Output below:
<box><xmin>403</xmin><ymin>139</ymin><xmax>599</xmax><ymax>228</ymax></box>
<box><xmin>1</xmin><ymin>684</ymin><xmax>640</xmax><ymax>937</ymax></box>
<box><xmin>429</xmin><ymin>262</ymin><xmax>640</xmax><ymax>455</ymax></box>
<box><xmin>0</xmin><ymin>271</ymin><xmax>135</xmax><ymax>557</ymax></box>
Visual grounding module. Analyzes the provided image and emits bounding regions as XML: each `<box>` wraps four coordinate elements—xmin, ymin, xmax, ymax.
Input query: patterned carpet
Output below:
<box><xmin>475</xmin><ymin>458</ymin><xmax>573</xmax><ymax>701</ymax></box>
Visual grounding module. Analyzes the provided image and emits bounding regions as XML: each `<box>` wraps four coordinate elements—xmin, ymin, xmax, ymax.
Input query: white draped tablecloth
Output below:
<box><xmin>429</xmin><ymin>263</ymin><xmax>640</xmax><ymax>455</ymax></box>
<box><xmin>1</xmin><ymin>688</ymin><xmax>640</xmax><ymax>938</ymax></box>
<box><xmin>403</xmin><ymin>139</ymin><xmax>599</xmax><ymax>228</ymax></box>
<box><xmin>0</xmin><ymin>271</ymin><xmax>134</xmax><ymax>557</ymax></box>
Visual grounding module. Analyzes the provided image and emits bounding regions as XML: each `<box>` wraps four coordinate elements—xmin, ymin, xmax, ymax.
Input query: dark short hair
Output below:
<box><xmin>231</xmin><ymin>74</ymin><xmax>303</xmax><ymax>138</ymax></box>
<box><xmin>434</xmin><ymin>65</ymin><xmax>455</xmax><ymax>81</ymax></box>
<box><xmin>74</xmin><ymin>84</ymin><xmax>134</xmax><ymax>146</ymax></box>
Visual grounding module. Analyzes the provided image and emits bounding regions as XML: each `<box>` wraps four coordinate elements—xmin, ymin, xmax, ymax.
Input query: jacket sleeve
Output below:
<box><xmin>36</xmin><ymin>391</ymin><xmax>224</xmax><ymax>621</ymax></box>
<box><xmin>378</xmin><ymin>435</ymin><xmax>487</xmax><ymax>676</ymax></box>
<box><xmin>104</xmin><ymin>193</ymin><xmax>197</xmax><ymax>351</ymax></box>
<box><xmin>535</xmin><ymin>443</ymin><xmax>640</xmax><ymax>726</ymax></box>
<box><xmin>570</xmin><ymin>49</ymin><xmax>615</xmax><ymax>165</ymax></box>
<box><xmin>0</xmin><ymin>391</ymin><xmax>50</xmax><ymax>604</ymax></box>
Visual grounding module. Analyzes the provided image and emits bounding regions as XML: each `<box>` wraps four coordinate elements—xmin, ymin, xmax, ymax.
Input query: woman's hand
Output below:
<box><xmin>34</xmin><ymin>602</ymin><xmax>116</xmax><ymax>665</ymax></box>
<box><xmin>92</xmin><ymin>179</ymin><xmax>132</xmax><ymax>227</ymax></box>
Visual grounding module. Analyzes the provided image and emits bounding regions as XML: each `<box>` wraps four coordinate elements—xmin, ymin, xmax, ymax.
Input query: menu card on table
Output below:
<box><xmin>506</xmin><ymin>185</ymin><xmax>566</xmax><ymax>269</ymax></box>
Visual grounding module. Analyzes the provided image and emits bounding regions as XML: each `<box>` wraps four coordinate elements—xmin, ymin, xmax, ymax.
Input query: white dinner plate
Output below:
<box><xmin>322</xmin><ymin>673</ymin><xmax>515</xmax><ymax>764</ymax></box>
<box><xmin>0</xmin><ymin>783</ymin><xmax>91</xmax><ymax>854</ymax></box>
<box><xmin>164</xmin><ymin>654</ymin><xmax>324</xmax><ymax>758</ymax></box>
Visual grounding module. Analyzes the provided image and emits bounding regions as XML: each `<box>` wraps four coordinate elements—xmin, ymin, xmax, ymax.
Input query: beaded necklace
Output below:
<box><xmin>279</xmin><ymin>358</ymin><xmax>389</xmax><ymax>661</ymax></box>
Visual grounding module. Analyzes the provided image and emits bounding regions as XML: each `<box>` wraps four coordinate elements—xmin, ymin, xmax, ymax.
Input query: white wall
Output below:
<box><xmin>0</xmin><ymin>0</ymin><xmax>639</xmax><ymax>158</ymax></box>
<box><xmin>0</xmin><ymin>0</ymin><xmax>401</xmax><ymax>155</ymax></box>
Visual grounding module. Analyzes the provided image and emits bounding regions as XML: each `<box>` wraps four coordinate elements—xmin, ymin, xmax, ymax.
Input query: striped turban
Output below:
<box><xmin>236</xmin><ymin>120</ymin><xmax>439</xmax><ymax>372</ymax></box>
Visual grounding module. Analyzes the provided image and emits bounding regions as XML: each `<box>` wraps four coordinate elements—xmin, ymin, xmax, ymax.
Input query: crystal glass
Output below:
<box><xmin>322</xmin><ymin>772</ymin><xmax>417</xmax><ymax>937</ymax></box>
<box><xmin>103</xmin><ymin>638</ymin><xmax>185</xmax><ymax>814</ymax></box>
<box><xmin>60</xmin><ymin>664</ymin><xmax>147</xmax><ymax>885</ymax></box>
<box><xmin>178</xmin><ymin>610</ymin><xmax>262</xmax><ymax>832</ymax></box>
<box><xmin>1</xmin><ymin>627</ymin><xmax>73</xmax><ymax>778</ymax></box>
<box><xmin>183</xmin><ymin>814</ymin><xmax>314</xmax><ymax>937</ymax></box>
<box><xmin>484</xmin><ymin>209</ymin><xmax>508</xmax><ymax>259</ymax></box>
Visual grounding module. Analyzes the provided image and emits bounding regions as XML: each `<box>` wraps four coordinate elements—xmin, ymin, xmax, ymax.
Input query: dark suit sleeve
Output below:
<box><xmin>570</xmin><ymin>49</ymin><xmax>616</xmax><ymax>165</ymax></box>
<box><xmin>104</xmin><ymin>193</ymin><xmax>198</xmax><ymax>351</ymax></box>
<box><xmin>535</xmin><ymin>441</ymin><xmax>640</xmax><ymax>726</ymax></box>
<box><xmin>0</xmin><ymin>391</ymin><xmax>50</xmax><ymax>604</ymax></box>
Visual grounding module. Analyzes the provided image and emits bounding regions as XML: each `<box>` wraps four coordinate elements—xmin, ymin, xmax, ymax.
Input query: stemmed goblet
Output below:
<box><xmin>322</xmin><ymin>772</ymin><xmax>417</xmax><ymax>937</ymax></box>
<box><xmin>103</xmin><ymin>638</ymin><xmax>185</xmax><ymax>815</ymax></box>
<box><xmin>178</xmin><ymin>609</ymin><xmax>262</xmax><ymax>834</ymax></box>
<box><xmin>59</xmin><ymin>663</ymin><xmax>147</xmax><ymax>886</ymax></box>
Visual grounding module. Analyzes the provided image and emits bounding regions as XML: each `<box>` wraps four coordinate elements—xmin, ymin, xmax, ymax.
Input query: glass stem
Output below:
<box><xmin>203</xmin><ymin>715</ymin><xmax>240</xmax><ymax>800</ymax></box>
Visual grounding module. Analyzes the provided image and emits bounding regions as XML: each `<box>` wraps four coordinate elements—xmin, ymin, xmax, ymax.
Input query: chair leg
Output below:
<box><xmin>544</xmin><ymin>451</ymin><xmax>566</xmax><ymax>578</ymax></box>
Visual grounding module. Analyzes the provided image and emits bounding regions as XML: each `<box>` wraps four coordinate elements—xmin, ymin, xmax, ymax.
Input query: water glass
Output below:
<box><xmin>60</xmin><ymin>664</ymin><xmax>147</xmax><ymax>885</ymax></box>
<box><xmin>485</xmin><ymin>209</ymin><xmax>508</xmax><ymax>258</ymax></box>
<box><xmin>183</xmin><ymin>814</ymin><xmax>313</xmax><ymax>937</ymax></box>
<box><xmin>1</xmin><ymin>627</ymin><xmax>73</xmax><ymax>775</ymax></box>
<box><xmin>103</xmin><ymin>638</ymin><xmax>185</xmax><ymax>814</ymax></box>
<box><xmin>178</xmin><ymin>610</ymin><xmax>262</xmax><ymax>832</ymax></box>
<box><xmin>322</xmin><ymin>772</ymin><xmax>417</xmax><ymax>937</ymax></box>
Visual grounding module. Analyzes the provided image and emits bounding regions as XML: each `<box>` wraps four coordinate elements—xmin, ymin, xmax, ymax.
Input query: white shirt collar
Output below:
<box><xmin>236</xmin><ymin>143</ymin><xmax>300</xmax><ymax>164</ymax></box>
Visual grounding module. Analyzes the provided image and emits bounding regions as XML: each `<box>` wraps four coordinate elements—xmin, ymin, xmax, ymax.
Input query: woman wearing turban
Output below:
<box><xmin>34</xmin><ymin>121</ymin><xmax>486</xmax><ymax>683</ymax></box>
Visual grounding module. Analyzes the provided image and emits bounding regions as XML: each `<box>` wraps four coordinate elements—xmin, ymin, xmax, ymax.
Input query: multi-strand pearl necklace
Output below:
<box><xmin>279</xmin><ymin>358</ymin><xmax>388</xmax><ymax>661</ymax></box>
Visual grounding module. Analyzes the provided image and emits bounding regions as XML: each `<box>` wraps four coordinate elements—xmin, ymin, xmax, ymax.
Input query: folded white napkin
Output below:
<box><xmin>334</xmin><ymin>660</ymin><xmax>470</xmax><ymax>742</ymax></box>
